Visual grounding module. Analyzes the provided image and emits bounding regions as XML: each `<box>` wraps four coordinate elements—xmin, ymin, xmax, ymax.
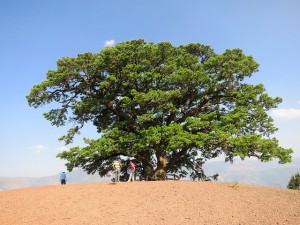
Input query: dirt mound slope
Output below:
<box><xmin>1</xmin><ymin>181</ymin><xmax>299</xmax><ymax>225</ymax></box>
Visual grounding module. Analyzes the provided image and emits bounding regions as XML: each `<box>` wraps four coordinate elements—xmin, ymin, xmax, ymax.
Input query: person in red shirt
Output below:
<box><xmin>127</xmin><ymin>160</ymin><xmax>135</xmax><ymax>182</ymax></box>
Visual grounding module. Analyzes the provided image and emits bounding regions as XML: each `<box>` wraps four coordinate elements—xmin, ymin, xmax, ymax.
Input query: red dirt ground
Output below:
<box><xmin>1</xmin><ymin>181</ymin><xmax>299</xmax><ymax>225</ymax></box>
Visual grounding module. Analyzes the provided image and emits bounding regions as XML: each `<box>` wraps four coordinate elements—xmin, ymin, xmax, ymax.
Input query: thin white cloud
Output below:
<box><xmin>270</xmin><ymin>108</ymin><xmax>300</xmax><ymax>120</ymax></box>
<box><xmin>56</xmin><ymin>146</ymin><xmax>69</xmax><ymax>152</ymax></box>
<box><xmin>297</xmin><ymin>100</ymin><xmax>300</xmax><ymax>104</ymax></box>
<box><xmin>29</xmin><ymin>145</ymin><xmax>49</xmax><ymax>154</ymax></box>
<box><xmin>105</xmin><ymin>40</ymin><xmax>115</xmax><ymax>47</ymax></box>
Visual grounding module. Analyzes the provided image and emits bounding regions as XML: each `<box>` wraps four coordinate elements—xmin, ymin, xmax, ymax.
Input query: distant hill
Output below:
<box><xmin>203</xmin><ymin>157</ymin><xmax>300</xmax><ymax>188</ymax></box>
<box><xmin>1</xmin><ymin>157</ymin><xmax>299</xmax><ymax>191</ymax></box>
<box><xmin>0</xmin><ymin>169</ymin><xmax>111</xmax><ymax>191</ymax></box>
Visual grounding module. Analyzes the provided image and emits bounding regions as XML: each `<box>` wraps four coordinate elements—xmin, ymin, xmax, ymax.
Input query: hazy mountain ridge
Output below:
<box><xmin>204</xmin><ymin>157</ymin><xmax>300</xmax><ymax>188</ymax></box>
<box><xmin>1</xmin><ymin>158</ymin><xmax>299</xmax><ymax>191</ymax></box>
<box><xmin>0</xmin><ymin>169</ymin><xmax>111</xmax><ymax>191</ymax></box>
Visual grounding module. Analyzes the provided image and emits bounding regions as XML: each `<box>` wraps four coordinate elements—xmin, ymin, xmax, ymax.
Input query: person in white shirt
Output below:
<box><xmin>112</xmin><ymin>160</ymin><xmax>122</xmax><ymax>182</ymax></box>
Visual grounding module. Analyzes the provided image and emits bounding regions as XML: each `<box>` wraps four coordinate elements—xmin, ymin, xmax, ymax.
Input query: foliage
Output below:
<box><xmin>287</xmin><ymin>172</ymin><xmax>300</xmax><ymax>190</ymax></box>
<box><xmin>190</xmin><ymin>170</ymin><xmax>219</xmax><ymax>181</ymax></box>
<box><xmin>27</xmin><ymin>39</ymin><xmax>293</xmax><ymax>179</ymax></box>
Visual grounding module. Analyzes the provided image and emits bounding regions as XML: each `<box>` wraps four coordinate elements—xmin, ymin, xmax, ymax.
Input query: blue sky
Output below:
<box><xmin>1</xmin><ymin>0</ymin><xmax>300</xmax><ymax>177</ymax></box>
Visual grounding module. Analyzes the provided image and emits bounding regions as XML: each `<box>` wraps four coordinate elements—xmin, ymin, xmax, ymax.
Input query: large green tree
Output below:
<box><xmin>27</xmin><ymin>39</ymin><xmax>292</xmax><ymax>179</ymax></box>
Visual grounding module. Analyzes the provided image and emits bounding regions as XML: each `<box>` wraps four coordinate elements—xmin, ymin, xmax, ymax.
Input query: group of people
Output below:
<box><xmin>58</xmin><ymin>160</ymin><xmax>136</xmax><ymax>185</ymax></box>
<box><xmin>60</xmin><ymin>158</ymin><xmax>204</xmax><ymax>184</ymax></box>
<box><xmin>112</xmin><ymin>159</ymin><xmax>135</xmax><ymax>182</ymax></box>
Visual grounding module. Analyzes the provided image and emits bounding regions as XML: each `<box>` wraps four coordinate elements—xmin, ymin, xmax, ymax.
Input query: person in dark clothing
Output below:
<box><xmin>196</xmin><ymin>164</ymin><xmax>203</xmax><ymax>181</ymax></box>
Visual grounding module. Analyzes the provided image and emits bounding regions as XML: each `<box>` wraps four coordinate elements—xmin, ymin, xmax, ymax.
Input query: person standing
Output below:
<box><xmin>195</xmin><ymin>162</ymin><xmax>203</xmax><ymax>181</ymax></box>
<box><xmin>127</xmin><ymin>160</ymin><xmax>135</xmax><ymax>182</ymax></box>
<box><xmin>60</xmin><ymin>172</ymin><xmax>67</xmax><ymax>185</ymax></box>
<box><xmin>145</xmin><ymin>165</ymin><xmax>152</xmax><ymax>181</ymax></box>
<box><xmin>196</xmin><ymin>165</ymin><xmax>202</xmax><ymax>181</ymax></box>
<box><xmin>112</xmin><ymin>160</ymin><xmax>122</xmax><ymax>182</ymax></box>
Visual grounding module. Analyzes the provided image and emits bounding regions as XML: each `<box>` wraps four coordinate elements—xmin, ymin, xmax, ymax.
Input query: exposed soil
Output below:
<box><xmin>1</xmin><ymin>181</ymin><xmax>299</xmax><ymax>225</ymax></box>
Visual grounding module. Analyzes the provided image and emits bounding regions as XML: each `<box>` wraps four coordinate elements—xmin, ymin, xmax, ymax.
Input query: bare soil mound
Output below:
<box><xmin>0</xmin><ymin>181</ymin><xmax>299</xmax><ymax>225</ymax></box>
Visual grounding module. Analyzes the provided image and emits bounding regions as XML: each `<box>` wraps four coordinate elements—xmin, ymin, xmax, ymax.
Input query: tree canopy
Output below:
<box><xmin>27</xmin><ymin>39</ymin><xmax>293</xmax><ymax>179</ymax></box>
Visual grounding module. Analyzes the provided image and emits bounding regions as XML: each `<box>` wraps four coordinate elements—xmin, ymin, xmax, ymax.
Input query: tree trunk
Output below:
<box><xmin>155</xmin><ymin>152</ymin><xmax>167</xmax><ymax>180</ymax></box>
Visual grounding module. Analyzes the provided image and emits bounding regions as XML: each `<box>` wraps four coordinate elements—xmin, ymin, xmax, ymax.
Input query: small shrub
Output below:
<box><xmin>229</xmin><ymin>182</ymin><xmax>239</xmax><ymax>189</ymax></box>
<box><xmin>287</xmin><ymin>172</ymin><xmax>300</xmax><ymax>190</ymax></box>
